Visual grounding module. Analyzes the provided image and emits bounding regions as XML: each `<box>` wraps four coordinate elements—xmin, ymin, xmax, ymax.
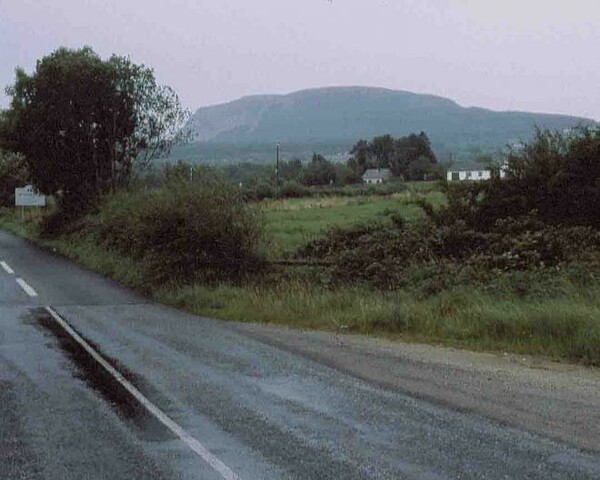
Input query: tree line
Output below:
<box><xmin>209</xmin><ymin>132</ymin><xmax>441</xmax><ymax>189</ymax></box>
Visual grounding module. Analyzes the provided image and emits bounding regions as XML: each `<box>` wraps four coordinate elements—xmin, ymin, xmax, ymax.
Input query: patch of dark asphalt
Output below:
<box><xmin>26</xmin><ymin>307</ymin><xmax>174</xmax><ymax>443</ymax></box>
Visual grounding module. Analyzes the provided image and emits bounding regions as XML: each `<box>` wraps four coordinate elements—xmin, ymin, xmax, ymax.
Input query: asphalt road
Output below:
<box><xmin>1</xmin><ymin>229</ymin><xmax>600</xmax><ymax>479</ymax></box>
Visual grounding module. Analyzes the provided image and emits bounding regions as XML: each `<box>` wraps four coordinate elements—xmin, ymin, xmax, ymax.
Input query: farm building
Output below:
<box><xmin>362</xmin><ymin>168</ymin><xmax>391</xmax><ymax>184</ymax></box>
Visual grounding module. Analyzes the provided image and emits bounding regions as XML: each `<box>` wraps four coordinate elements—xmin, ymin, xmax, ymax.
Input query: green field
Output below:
<box><xmin>262</xmin><ymin>188</ymin><xmax>446</xmax><ymax>257</ymax></box>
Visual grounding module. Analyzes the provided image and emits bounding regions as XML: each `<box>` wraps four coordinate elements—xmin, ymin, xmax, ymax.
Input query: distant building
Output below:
<box><xmin>446</xmin><ymin>169</ymin><xmax>492</xmax><ymax>182</ymax></box>
<box><xmin>446</xmin><ymin>162</ymin><xmax>507</xmax><ymax>182</ymax></box>
<box><xmin>362</xmin><ymin>168</ymin><xmax>392</xmax><ymax>184</ymax></box>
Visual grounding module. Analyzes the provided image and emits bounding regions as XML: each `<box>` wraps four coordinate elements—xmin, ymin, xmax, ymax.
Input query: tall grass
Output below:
<box><xmin>159</xmin><ymin>281</ymin><xmax>600</xmax><ymax>365</ymax></box>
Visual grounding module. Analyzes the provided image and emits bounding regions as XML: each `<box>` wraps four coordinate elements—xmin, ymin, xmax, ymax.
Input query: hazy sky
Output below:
<box><xmin>2</xmin><ymin>0</ymin><xmax>599</xmax><ymax>119</ymax></box>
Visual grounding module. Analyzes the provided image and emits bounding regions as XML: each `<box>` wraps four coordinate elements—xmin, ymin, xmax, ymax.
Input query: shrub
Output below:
<box><xmin>427</xmin><ymin>127</ymin><xmax>600</xmax><ymax>230</ymax></box>
<box><xmin>298</xmin><ymin>127</ymin><xmax>600</xmax><ymax>290</ymax></box>
<box><xmin>79</xmin><ymin>180</ymin><xmax>265</xmax><ymax>285</ymax></box>
<box><xmin>279</xmin><ymin>181</ymin><xmax>308</xmax><ymax>198</ymax></box>
<box><xmin>296</xmin><ymin>210</ymin><xmax>600</xmax><ymax>290</ymax></box>
<box><xmin>250</xmin><ymin>182</ymin><xmax>276</xmax><ymax>200</ymax></box>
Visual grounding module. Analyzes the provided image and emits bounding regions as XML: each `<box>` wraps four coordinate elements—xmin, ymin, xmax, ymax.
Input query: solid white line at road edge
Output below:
<box><xmin>1</xmin><ymin>261</ymin><xmax>14</xmax><ymax>274</ymax></box>
<box><xmin>16</xmin><ymin>278</ymin><xmax>37</xmax><ymax>297</ymax></box>
<box><xmin>44</xmin><ymin>306</ymin><xmax>240</xmax><ymax>480</ymax></box>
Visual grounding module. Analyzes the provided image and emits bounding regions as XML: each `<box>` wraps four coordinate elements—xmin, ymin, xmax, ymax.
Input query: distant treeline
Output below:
<box><xmin>141</xmin><ymin>156</ymin><xmax>408</xmax><ymax>200</ymax></box>
<box><xmin>167</xmin><ymin>138</ymin><xmax>501</xmax><ymax>166</ymax></box>
<box><xmin>155</xmin><ymin>132</ymin><xmax>445</xmax><ymax>193</ymax></box>
<box><xmin>168</xmin><ymin>140</ymin><xmax>353</xmax><ymax>165</ymax></box>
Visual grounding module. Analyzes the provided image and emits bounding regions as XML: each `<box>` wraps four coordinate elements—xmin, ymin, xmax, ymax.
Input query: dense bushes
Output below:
<box><xmin>241</xmin><ymin>179</ymin><xmax>409</xmax><ymax>201</ymax></box>
<box><xmin>279</xmin><ymin>181</ymin><xmax>309</xmax><ymax>198</ymax></box>
<box><xmin>71</xmin><ymin>180</ymin><xmax>264</xmax><ymax>285</ymax></box>
<box><xmin>434</xmin><ymin>127</ymin><xmax>600</xmax><ymax>229</ymax></box>
<box><xmin>297</xmin><ymin>213</ymin><xmax>600</xmax><ymax>290</ymax></box>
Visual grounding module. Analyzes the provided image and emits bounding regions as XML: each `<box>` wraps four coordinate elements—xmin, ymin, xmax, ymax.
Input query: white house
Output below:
<box><xmin>447</xmin><ymin>163</ymin><xmax>507</xmax><ymax>182</ymax></box>
<box><xmin>446</xmin><ymin>169</ymin><xmax>492</xmax><ymax>182</ymax></box>
<box><xmin>362</xmin><ymin>168</ymin><xmax>392</xmax><ymax>184</ymax></box>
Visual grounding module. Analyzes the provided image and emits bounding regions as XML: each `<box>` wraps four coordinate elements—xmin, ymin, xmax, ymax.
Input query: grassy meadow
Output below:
<box><xmin>262</xmin><ymin>188</ymin><xmax>446</xmax><ymax>257</ymax></box>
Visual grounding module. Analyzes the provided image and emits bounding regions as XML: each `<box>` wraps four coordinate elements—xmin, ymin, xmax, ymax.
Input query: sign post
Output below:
<box><xmin>15</xmin><ymin>186</ymin><xmax>46</xmax><ymax>219</ymax></box>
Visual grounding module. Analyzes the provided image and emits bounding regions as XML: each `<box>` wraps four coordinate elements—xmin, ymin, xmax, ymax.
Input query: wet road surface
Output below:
<box><xmin>1</xmin><ymin>230</ymin><xmax>600</xmax><ymax>479</ymax></box>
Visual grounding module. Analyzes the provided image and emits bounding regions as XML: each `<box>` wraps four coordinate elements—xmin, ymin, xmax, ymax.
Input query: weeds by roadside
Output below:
<box><xmin>157</xmin><ymin>280</ymin><xmax>600</xmax><ymax>365</ymax></box>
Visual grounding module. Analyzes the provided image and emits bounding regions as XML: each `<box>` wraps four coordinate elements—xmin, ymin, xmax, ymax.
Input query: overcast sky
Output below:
<box><xmin>1</xmin><ymin>0</ymin><xmax>599</xmax><ymax>119</ymax></box>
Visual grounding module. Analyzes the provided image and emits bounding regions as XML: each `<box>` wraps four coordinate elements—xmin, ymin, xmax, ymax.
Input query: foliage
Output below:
<box><xmin>433</xmin><ymin>127</ymin><xmax>600</xmax><ymax>229</ymax></box>
<box><xmin>217</xmin><ymin>161</ymin><xmax>274</xmax><ymax>186</ymax></box>
<box><xmin>279</xmin><ymin>158</ymin><xmax>304</xmax><ymax>182</ymax></box>
<box><xmin>300</xmin><ymin>153</ymin><xmax>338</xmax><ymax>186</ymax></box>
<box><xmin>73</xmin><ymin>179</ymin><xmax>265</xmax><ymax>285</ymax></box>
<box><xmin>279</xmin><ymin>181</ymin><xmax>309</xmax><ymax>198</ymax></box>
<box><xmin>161</xmin><ymin>160</ymin><xmax>221</xmax><ymax>185</ymax></box>
<box><xmin>297</xmin><ymin>209</ymin><xmax>600</xmax><ymax>290</ymax></box>
<box><xmin>0</xmin><ymin>150</ymin><xmax>29</xmax><ymax>206</ymax></box>
<box><xmin>1</xmin><ymin>46</ymin><xmax>188</xmax><ymax>215</ymax></box>
<box><xmin>348</xmin><ymin>132</ymin><xmax>437</xmax><ymax>180</ymax></box>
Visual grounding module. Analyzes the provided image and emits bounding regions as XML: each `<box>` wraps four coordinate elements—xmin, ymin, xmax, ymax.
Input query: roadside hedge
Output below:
<box><xmin>75</xmin><ymin>181</ymin><xmax>265</xmax><ymax>285</ymax></box>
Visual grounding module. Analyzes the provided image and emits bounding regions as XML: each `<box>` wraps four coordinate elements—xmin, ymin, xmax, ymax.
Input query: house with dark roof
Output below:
<box><xmin>362</xmin><ymin>168</ymin><xmax>392</xmax><ymax>184</ymax></box>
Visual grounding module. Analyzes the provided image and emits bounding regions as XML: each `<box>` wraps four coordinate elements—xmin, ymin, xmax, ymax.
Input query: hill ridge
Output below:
<box><xmin>185</xmin><ymin>86</ymin><xmax>593</xmax><ymax>157</ymax></box>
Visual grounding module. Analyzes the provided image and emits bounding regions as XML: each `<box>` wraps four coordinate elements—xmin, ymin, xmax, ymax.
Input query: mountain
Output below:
<box><xmin>180</xmin><ymin>86</ymin><xmax>593</xmax><ymax>163</ymax></box>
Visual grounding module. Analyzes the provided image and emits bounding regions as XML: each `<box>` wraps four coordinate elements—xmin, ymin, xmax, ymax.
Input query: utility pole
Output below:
<box><xmin>276</xmin><ymin>142</ymin><xmax>280</xmax><ymax>186</ymax></box>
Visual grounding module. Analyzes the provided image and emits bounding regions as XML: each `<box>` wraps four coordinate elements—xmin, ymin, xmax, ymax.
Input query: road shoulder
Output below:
<box><xmin>232</xmin><ymin>321</ymin><xmax>600</xmax><ymax>453</ymax></box>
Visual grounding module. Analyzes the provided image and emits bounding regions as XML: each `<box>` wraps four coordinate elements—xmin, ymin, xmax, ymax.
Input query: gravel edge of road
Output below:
<box><xmin>228</xmin><ymin>319</ymin><xmax>600</xmax><ymax>453</ymax></box>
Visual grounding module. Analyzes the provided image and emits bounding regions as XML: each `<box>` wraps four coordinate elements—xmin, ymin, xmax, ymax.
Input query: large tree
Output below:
<box><xmin>1</xmin><ymin>47</ymin><xmax>188</xmax><ymax>210</ymax></box>
<box><xmin>348</xmin><ymin>132</ymin><xmax>437</xmax><ymax>180</ymax></box>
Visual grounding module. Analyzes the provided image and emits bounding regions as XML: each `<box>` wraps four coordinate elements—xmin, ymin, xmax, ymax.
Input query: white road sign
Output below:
<box><xmin>15</xmin><ymin>185</ymin><xmax>46</xmax><ymax>207</ymax></box>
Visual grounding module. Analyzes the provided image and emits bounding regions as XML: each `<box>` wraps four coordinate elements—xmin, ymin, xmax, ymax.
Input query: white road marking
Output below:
<box><xmin>16</xmin><ymin>278</ymin><xmax>37</xmax><ymax>297</ymax></box>
<box><xmin>44</xmin><ymin>306</ymin><xmax>241</xmax><ymax>480</ymax></box>
<box><xmin>1</xmin><ymin>261</ymin><xmax>14</xmax><ymax>274</ymax></box>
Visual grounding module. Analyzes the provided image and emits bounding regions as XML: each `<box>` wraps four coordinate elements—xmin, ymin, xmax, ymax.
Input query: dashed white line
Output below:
<box><xmin>1</xmin><ymin>261</ymin><xmax>14</xmax><ymax>274</ymax></box>
<box><xmin>16</xmin><ymin>278</ymin><xmax>38</xmax><ymax>297</ymax></box>
<box><xmin>44</xmin><ymin>306</ymin><xmax>241</xmax><ymax>480</ymax></box>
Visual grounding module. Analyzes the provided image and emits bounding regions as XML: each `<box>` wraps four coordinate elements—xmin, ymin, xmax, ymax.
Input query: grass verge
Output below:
<box><xmin>157</xmin><ymin>281</ymin><xmax>600</xmax><ymax>365</ymax></box>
